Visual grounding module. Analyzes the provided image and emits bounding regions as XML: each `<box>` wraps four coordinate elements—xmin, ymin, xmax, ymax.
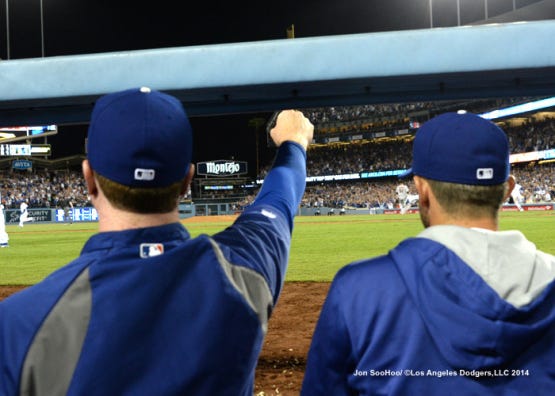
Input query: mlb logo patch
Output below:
<box><xmin>140</xmin><ymin>243</ymin><xmax>164</xmax><ymax>258</ymax></box>
<box><xmin>476</xmin><ymin>168</ymin><xmax>494</xmax><ymax>180</ymax></box>
<box><xmin>134</xmin><ymin>168</ymin><xmax>156</xmax><ymax>181</ymax></box>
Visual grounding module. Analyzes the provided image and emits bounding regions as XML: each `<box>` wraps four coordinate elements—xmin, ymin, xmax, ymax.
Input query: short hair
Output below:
<box><xmin>95</xmin><ymin>173</ymin><xmax>183</xmax><ymax>214</ymax></box>
<box><xmin>426</xmin><ymin>178</ymin><xmax>509</xmax><ymax>219</ymax></box>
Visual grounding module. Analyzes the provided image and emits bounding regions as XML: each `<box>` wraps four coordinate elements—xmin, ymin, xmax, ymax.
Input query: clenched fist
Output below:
<box><xmin>270</xmin><ymin>110</ymin><xmax>314</xmax><ymax>151</ymax></box>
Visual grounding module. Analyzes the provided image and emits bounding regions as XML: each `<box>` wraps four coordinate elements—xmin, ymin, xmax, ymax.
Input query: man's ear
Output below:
<box><xmin>180</xmin><ymin>164</ymin><xmax>195</xmax><ymax>196</ymax></box>
<box><xmin>82</xmin><ymin>159</ymin><xmax>98</xmax><ymax>198</ymax></box>
<box><xmin>414</xmin><ymin>176</ymin><xmax>429</xmax><ymax>208</ymax></box>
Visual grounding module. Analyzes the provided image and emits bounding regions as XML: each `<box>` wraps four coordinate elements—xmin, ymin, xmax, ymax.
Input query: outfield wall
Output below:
<box><xmin>4</xmin><ymin>208</ymin><xmax>91</xmax><ymax>224</ymax></box>
<box><xmin>301</xmin><ymin>204</ymin><xmax>554</xmax><ymax>216</ymax></box>
<box><xmin>3</xmin><ymin>203</ymin><xmax>553</xmax><ymax>224</ymax></box>
<box><xmin>3</xmin><ymin>202</ymin><xmax>197</xmax><ymax>224</ymax></box>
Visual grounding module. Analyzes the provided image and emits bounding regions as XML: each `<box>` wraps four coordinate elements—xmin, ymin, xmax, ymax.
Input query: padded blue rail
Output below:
<box><xmin>0</xmin><ymin>20</ymin><xmax>554</xmax><ymax>125</ymax></box>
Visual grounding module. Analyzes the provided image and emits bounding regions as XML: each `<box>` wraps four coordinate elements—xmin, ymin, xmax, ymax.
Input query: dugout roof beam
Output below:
<box><xmin>0</xmin><ymin>20</ymin><xmax>554</xmax><ymax>126</ymax></box>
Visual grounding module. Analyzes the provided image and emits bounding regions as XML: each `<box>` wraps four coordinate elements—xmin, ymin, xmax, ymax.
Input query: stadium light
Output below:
<box><xmin>429</xmin><ymin>0</ymin><xmax>461</xmax><ymax>27</ymax></box>
<box><xmin>480</xmin><ymin>96</ymin><xmax>555</xmax><ymax>120</ymax></box>
<box><xmin>40</xmin><ymin>0</ymin><xmax>45</xmax><ymax>57</ymax></box>
<box><xmin>5</xmin><ymin>0</ymin><xmax>10</xmax><ymax>59</ymax></box>
<box><xmin>429</xmin><ymin>0</ymin><xmax>433</xmax><ymax>28</ymax></box>
<box><xmin>4</xmin><ymin>0</ymin><xmax>45</xmax><ymax>59</ymax></box>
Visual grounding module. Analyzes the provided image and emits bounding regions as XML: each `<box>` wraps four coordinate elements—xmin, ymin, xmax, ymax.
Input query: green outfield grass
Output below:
<box><xmin>1</xmin><ymin>211</ymin><xmax>554</xmax><ymax>285</ymax></box>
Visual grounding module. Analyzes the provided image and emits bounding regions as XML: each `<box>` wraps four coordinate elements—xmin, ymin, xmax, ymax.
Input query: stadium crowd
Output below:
<box><xmin>505</xmin><ymin>118</ymin><xmax>555</xmax><ymax>153</ymax></box>
<box><xmin>301</xmin><ymin>98</ymin><xmax>530</xmax><ymax>126</ymax></box>
<box><xmin>299</xmin><ymin>163</ymin><xmax>555</xmax><ymax>209</ymax></box>
<box><xmin>259</xmin><ymin>115</ymin><xmax>555</xmax><ymax>178</ymax></box>
<box><xmin>305</xmin><ymin>139</ymin><xmax>412</xmax><ymax>176</ymax></box>
<box><xmin>0</xmin><ymin>170</ymin><xmax>89</xmax><ymax>209</ymax></box>
<box><xmin>2</xmin><ymin>159</ymin><xmax>550</xmax><ymax>212</ymax></box>
<box><xmin>0</xmin><ymin>102</ymin><xmax>553</xmax><ymax>212</ymax></box>
<box><xmin>298</xmin><ymin>97</ymin><xmax>533</xmax><ymax>136</ymax></box>
<box><xmin>300</xmin><ymin>180</ymin><xmax>405</xmax><ymax>210</ymax></box>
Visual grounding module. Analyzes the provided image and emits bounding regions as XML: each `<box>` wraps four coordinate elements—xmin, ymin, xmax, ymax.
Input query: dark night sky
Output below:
<box><xmin>0</xmin><ymin>0</ymin><xmax>547</xmax><ymax>170</ymax></box>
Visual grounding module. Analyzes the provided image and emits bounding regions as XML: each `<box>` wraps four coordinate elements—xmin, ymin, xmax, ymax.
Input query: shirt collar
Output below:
<box><xmin>81</xmin><ymin>222</ymin><xmax>190</xmax><ymax>254</ymax></box>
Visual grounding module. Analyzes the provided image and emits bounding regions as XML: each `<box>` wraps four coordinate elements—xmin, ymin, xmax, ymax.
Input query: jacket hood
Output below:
<box><xmin>390</xmin><ymin>226</ymin><xmax>555</xmax><ymax>370</ymax></box>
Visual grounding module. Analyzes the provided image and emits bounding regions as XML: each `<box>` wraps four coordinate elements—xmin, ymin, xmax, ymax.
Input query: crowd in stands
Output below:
<box><xmin>0</xmin><ymin>170</ymin><xmax>89</xmax><ymax>210</ymax></box>
<box><xmin>301</xmin><ymin>98</ymin><xmax>530</xmax><ymax>127</ymax></box>
<box><xmin>305</xmin><ymin>139</ymin><xmax>412</xmax><ymax>176</ymax></box>
<box><xmin>302</xmin><ymin>104</ymin><xmax>423</xmax><ymax>136</ymax></box>
<box><xmin>298</xmin><ymin>97</ymin><xmax>534</xmax><ymax>136</ymax></box>
<box><xmin>259</xmin><ymin>116</ymin><xmax>555</xmax><ymax>179</ymax></box>
<box><xmin>504</xmin><ymin>117</ymin><xmax>555</xmax><ymax>153</ymax></box>
<box><xmin>511</xmin><ymin>164</ymin><xmax>555</xmax><ymax>203</ymax></box>
<box><xmin>4</xmin><ymin>161</ymin><xmax>551</xmax><ymax>214</ymax></box>
<box><xmin>299</xmin><ymin>163</ymin><xmax>555</xmax><ymax>210</ymax></box>
<box><xmin>303</xmin><ymin>103</ymin><xmax>431</xmax><ymax>124</ymax></box>
<box><xmin>300</xmin><ymin>180</ymin><xmax>405</xmax><ymax>209</ymax></box>
<box><xmin>257</xmin><ymin>139</ymin><xmax>413</xmax><ymax>179</ymax></box>
<box><xmin>1</xmin><ymin>100</ymin><xmax>553</xmax><ymax>213</ymax></box>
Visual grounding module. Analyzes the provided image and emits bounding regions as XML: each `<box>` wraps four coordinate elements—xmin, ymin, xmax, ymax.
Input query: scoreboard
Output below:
<box><xmin>0</xmin><ymin>144</ymin><xmax>51</xmax><ymax>156</ymax></box>
<box><xmin>0</xmin><ymin>124</ymin><xmax>56</xmax><ymax>157</ymax></box>
<box><xmin>0</xmin><ymin>125</ymin><xmax>57</xmax><ymax>143</ymax></box>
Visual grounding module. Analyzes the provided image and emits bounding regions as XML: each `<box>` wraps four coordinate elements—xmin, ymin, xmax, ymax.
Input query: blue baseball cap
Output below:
<box><xmin>400</xmin><ymin>112</ymin><xmax>509</xmax><ymax>185</ymax></box>
<box><xmin>87</xmin><ymin>87</ymin><xmax>193</xmax><ymax>188</ymax></box>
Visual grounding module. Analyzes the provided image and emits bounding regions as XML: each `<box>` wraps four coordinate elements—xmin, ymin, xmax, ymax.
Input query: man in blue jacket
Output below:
<box><xmin>0</xmin><ymin>87</ymin><xmax>313</xmax><ymax>395</ymax></box>
<box><xmin>302</xmin><ymin>112</ymin><xmax>555</xmax><ymax>395</ymax></box>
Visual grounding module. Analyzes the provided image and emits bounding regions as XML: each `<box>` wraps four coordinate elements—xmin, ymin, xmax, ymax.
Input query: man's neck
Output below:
<box><xmin>433</xmin><ymin>215</ymin><xmax>499</xmax><ymax>232</ymax></box>
<box><xmin>97</xmin><ymin>206</ymin><xmax>180</xmax><ymax>232</ymax></box>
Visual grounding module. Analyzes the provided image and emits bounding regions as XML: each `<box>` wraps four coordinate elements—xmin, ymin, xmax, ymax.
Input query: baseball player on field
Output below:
<box><xmin>0</xmin><ymin>87</ymin><xmax>313</xmax><ymax>395</ymax></box>
<box><xmin>18</xmin><ymin>200</ymin><xmax>34</xmax><ymax>227</ymax></box>
<box><xmin>510</xmin><ymin>181</ymin><xmax>525</xmax><ymax>211</ymax></box>
<box><xmin>302</xmin><ymin>112</ymin><xmax>555</xmax><ymax>395</ymax></box>
<box><xmin>396</xmin><ymin>183</ymin><xmax>419</xmax><ymax>214</ymax></box>
<box><xmin>0</xmin><ymin>194</ymin><xmax>8</xmax><ymax>247</ymax></box>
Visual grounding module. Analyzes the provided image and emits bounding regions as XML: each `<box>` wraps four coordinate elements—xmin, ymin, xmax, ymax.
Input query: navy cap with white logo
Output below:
<box><xmin>400</xmin><ymin>112</ymin><xmax>509</xmax><ymax>185</ymax></box>
<box><xmin>87</xmin><ymin>87</ymin><xmax>193</xmax><ymax>188</ymax></box>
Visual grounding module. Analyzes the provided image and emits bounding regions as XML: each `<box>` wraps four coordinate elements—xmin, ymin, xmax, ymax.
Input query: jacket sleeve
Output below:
<box><xmin>250</xmin><ymin>141</ymin><xmax>306</xmax><ymax>230</ymax></box>
<box><xmin>302</xmin><ymin>278</ymin><xmax>356</xmax><ymax>396</ymax></box>
<box><xmin>211</xmin><ymin>141</ymin><xmax>306</xmax><ymax>302</ymax></box>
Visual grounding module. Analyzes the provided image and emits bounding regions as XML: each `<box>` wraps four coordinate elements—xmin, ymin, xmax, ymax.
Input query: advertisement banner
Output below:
<box><xmin>4</xmin><ymin>207</ymin><xmax>99</xmax><ymax>224</ymax></box>
<box><xmin>5</xmin><ymin>208</ymin><xmax>52</xmax><ymax>224</ymax></box>
<box><xmin>12</xmin><ymin>159</ymin><xmax>33</xmax><ymax>170</ymax></box>
<box><xmin>55</xmin><ymin>207</ymin><xmax>98</xmax><ymax>222</ymax></box>
<box><xmin>501</xmin><ymin>204</ymin><xmax>553</xmax><ymax>212</ymax></box>
<box><xmin>197</xmin><ymin>160</ymin><xmax>248</xmax><ymax>177</ymax></box>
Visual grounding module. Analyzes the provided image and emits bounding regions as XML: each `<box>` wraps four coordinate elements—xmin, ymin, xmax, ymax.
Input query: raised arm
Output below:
<box><xmin>211</xmin><ymin>110</ymin><xmax>313</xmax><ymax>301</ymax></box>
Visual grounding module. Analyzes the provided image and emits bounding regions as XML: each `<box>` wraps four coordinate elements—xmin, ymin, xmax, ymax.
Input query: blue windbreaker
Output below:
<box><xmin>303</xmin><ymin>225</ymin><xmax>555</xmax><ymax>395</ymax></box>
<box><xmin>0</xmin><ymin>141</ymin><xmax>306</xmax><ymax>396</ymax></box>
